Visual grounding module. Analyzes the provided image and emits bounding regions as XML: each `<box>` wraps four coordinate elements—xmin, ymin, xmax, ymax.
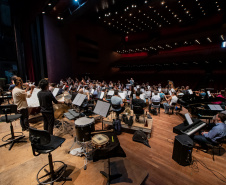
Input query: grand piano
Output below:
<box><xmin>174</xmin><ymin>93</ymin><xmax>226</xmax><ymax>135</ymax></box>
<box><xmin>178</xmin><ymin>94</ymin><xmax>226</xmax><ymax>119</ymax></box>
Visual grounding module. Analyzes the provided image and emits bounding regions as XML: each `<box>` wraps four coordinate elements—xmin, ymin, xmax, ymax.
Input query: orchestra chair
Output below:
<box><xmin>169</xmin><ymin>103</ymin><xmax>177</xmax><ymax>115</ymax></box>
<box><xmin>0</xmin><ymin>104</ymin><xmax>26</xmax><ymax>150</ymax></box>
<box><xmin>150</xmin><ymin>102</ymin><xmax>161</xmax><ymax>116</ymax></box>
<box><xmin>206</xmin><ymin>136</ymin><xmax>226</xmax><ymax>161</ymax></box>
<box><xmin>111</xmin><ymin>104</ymin><xmax>122</xmax><ymax>119</ymax></box>
<box><xmin>29</xmin><ymin>127</ymin><xmax>72</xmax><ymax>184</ymax></box>
<box><xmin>132</xmin><ymin>105</ymin><xmax>145</xmax><ymax>122</ymax></box>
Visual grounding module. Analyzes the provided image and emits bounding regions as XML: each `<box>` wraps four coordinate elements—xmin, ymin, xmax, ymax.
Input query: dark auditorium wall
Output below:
<box><xmin>43</xmin><ymin>15</ymin><xmax>121</xmax><ymax>83</ymax></box>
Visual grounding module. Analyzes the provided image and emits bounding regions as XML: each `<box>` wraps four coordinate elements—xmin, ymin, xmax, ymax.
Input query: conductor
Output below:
<box><xmin>37</xmin><ymin>79</ymin><xmax>63</xmax><ymax>135</ymax></box>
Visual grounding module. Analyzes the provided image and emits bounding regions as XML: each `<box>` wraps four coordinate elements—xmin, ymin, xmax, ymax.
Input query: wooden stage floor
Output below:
<box><xmin>0</xmin><ymin>108</ymin><xmax>226</xmax><ymax>185</ymax></box>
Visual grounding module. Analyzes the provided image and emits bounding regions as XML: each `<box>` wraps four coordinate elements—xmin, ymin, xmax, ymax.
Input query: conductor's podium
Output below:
<box><xmin>103</xmin><ymin>112</ymin><xmax>153</xmax><ymax>139</ymax></box>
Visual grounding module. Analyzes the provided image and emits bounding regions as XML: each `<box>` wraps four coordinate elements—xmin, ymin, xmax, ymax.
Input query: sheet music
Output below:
<box><xmin>152</xmin><ymin>92</ymin><xmax>154</xmax><ymax>97</ymax></box>
<box><xmin>52</xmin><ymin>88</ymin><xmax>59</xmax><ymax>97</ymax></box>
<box><xmin>207</xmin><ymin>91</ymin><xmax>211</xmax><ymax>97</ymax></box>
<box><xmin>140</xmin><ymin>93</ymin><xmax>145</xmax><ymax>101</ymax></box>
<box><xmin>185</xmin><ymin>113</ymin><xmax>193</xmax><ymax>125</ymax></box>
<box><xmin>119</xmin><ymin>92</ymin><xmax>126</xmax><ymax>100</ymax></box>
<box><xmin>107</xmin><ymin>90</ymin><xmax>114</xmax><ymax>96</ymax></box>
<box><xmin>208</xmin><ymin>104</ymin><xmax>223</xmax><ymax>111</ymax></box>
<box><xmin>77</xmin><ymin>85</ymin><xmax>80</xmax><ymax>91</ymax></box>
<box><xmin>72</xmin><ymin>93</ymin><xmax>86</xmax><ymax>106</ymax></box>
<box><xmin>91</xmin><ymin>89</ymin><xmax>94</xmax><ymax>94</ymax></box>
<box><xmin>158</xmin><ymin>88</ymin><xmax>161</xmax><ymax>92</ymax></box>
<box><xmin>93</xmin><ymin>100</ymin><xmax>111</xmax><ymax>117</ymax></box>
<box><xmin>128</xmin><ymin>91</ymin><xmax>131</xmax><ymax>96</ymax></box>
<box><xmin>134</xmin><ymin>87</ymin><xmax>137</xmax><ymax>91</ymax></box>
<box><xmin>140</xmin><ymin>88</ymin><xmax>145</xmax><ymax>93</ymax></box>
<box><xmin>27</xmin><ymin>88</ymin><xmax>41</xmax><ymax>107</ymax></box>
<box><xmin>63</xmin><ymin>85</ymin><xmax>66</xmax><ymax>89</ymax></box>
<box><xmin>69</xmin><ymin>85</ymin><xmax>72</xmax><ymax>91</ymax></box>
<box><xmin>123</xmin><ymin>91</ymin><xmax>128</xmax><ymax>95</ymax></box>
<box><xmin>133</xmin><ymin>94</ymin><xmax>136</xmax><ymax>99</ymax></box>
<box><xmin>100</xmin><ymin>92</ymin><xmax>105</xmax><ymax>99</ymax></box>
<box><xmin>188</xmin><ymin>89</ymin><xmax>193</xmax><ymax>94</ymax></box>
<box><xmin>136</xmin><ymin>85</ymin><xmax>140</xmax><ymax>88</ymax></box>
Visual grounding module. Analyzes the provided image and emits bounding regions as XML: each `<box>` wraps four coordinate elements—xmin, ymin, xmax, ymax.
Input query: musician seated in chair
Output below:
<box><xmin>111</xmin><ymin>90</ymin><xmax>125</xmax><ymax>115</ymax></box>
<box><xmin>193</xmin><ymin>113</ymin><xmax>226</xmax><ymax>151</ymax></box>
<box><xmin>149</xmin><ymin>91</ymin><xmax>161</xmax><ymax>111</ymax></box>
<box><xmin>132</xmin><ymin>91</ymin><xmax>146</xmax><ymax>122</ymax></box>
<box><xmin>163</xmin><ymin>92</ymin><xmax>178</xmax><ymax>114</ymax></box>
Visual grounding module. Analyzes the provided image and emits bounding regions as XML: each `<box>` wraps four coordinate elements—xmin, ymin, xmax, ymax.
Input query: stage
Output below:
<box><xmin>0</xmin><ymin>108</ymin><xmax>226</xmax><ymax>185</ymax></box>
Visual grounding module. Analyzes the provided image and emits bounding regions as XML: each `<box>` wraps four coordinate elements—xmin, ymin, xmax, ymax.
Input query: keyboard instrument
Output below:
<box><xmin>173</xmin><ymin>119</ymin><xmax>206</xmax><ymax>136</ymax></box>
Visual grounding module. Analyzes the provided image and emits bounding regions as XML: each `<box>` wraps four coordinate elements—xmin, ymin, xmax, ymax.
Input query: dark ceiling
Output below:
<box><xmin>6</xmin><ymin>0</ymin><xmax>226</xmax><ymax>67</ymax></box>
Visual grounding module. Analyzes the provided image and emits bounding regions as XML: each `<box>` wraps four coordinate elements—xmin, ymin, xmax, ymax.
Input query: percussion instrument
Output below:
<box><xmin>74</xmin><ymin>117</ymin><xmax>95</xmax><ymax>142</ymax></box>
<box><xmin>91</xmin><ymin>134</ymin><xmax>109</xmax><ymax>148</ymax></box>
<box><xmin>53</xmin><ymin>104</ymin><xmax>70</xmax><ymax>119</ymax></box>
<box><xmin>56</xmin><ymin>92</ymin><xmax>72</xmax><ymax>104</ymax></box>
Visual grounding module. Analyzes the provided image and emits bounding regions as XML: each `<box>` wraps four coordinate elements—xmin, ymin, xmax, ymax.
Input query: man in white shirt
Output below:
<box><xmin>12</xmin><ymin>77</ymin><xmax>34</xmax><ymax>131</ymax></box>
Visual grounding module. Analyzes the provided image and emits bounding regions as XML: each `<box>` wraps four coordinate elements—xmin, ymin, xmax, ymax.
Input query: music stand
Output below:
<box><xmin>52</xmin><ymin>88</ymin><xmax>59</xmax><ymax>97</ymax></box>
<box><xmin>93</xmin><ymin>100</ymin><xmax>111</xmax><ymax>130</ymax></box>
<box><xmin>72</xmin><ymin>93</ymin><xmax>86</xmax><ymax>106</ymax></box>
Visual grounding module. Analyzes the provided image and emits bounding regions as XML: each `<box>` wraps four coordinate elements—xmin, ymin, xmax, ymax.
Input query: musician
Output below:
<box><xmin>127</xmin><ymin>78</ymin><xmax>134</xmax><ymax>86</ymax></box>
<box><xmin>111</xmin><ymin>90</ymin><xmax>125</xmax><ymax>114</ymax></box>
<box><xmin>163</xmin><ymin>92</ymin><xmax>178</xmax><ymax>114</ymax></box>
<box><xmin>132</xmin><ymin>91</ymin><xmax>146</xmax><ymax>121</ymax></box>
<box><xmin>37</xmin><ymin>79</ymin><xmax>63</xmax><ymax>135</ymax></box>
<box><xmin>193</xmin><ymin>113</ymin><xmax>226</xmax><ymax>150</ymax></box>
<box><xmin>150</xmin><ymin>91</ymin><xmax>161</xmax><ymax>105</ymax></box>
<box><xmin>12</xmin><ymin>77</ymin><xmax>34</xmax><ymax>131</ymax></box>
<box><xmin>212</xmin><ymin>90</ymin><xmax>226</xmax><ymax>105</ymax></box>
<box><xmin>8</xmin><ymin>75</ymin><xmax>17</xmax><ymax>92</ymax></box>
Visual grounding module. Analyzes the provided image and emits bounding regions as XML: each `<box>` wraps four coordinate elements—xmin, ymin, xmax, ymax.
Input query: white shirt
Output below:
<box><xmin>151</xmin><ymin>95</ymin><xmax>161</xmax><ymax>103</ymax></box>
<box><xmin>170</xmin><ymin>95</ymin><xmax>178</xmax><ymax>105</ymax></box>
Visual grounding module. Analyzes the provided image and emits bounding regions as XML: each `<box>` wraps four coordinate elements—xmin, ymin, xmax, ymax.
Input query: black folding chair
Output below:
<box><xmin>0</xmin><ymin>104</ymin><xmax>26</xmax><ymax>150</ymax></box>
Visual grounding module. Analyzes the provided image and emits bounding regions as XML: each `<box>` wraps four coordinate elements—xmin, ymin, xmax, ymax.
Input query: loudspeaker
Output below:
<box><xmin>172</xmin><ymin>134</ymin><xmax>193</xmax><ymax>166</ymax></box>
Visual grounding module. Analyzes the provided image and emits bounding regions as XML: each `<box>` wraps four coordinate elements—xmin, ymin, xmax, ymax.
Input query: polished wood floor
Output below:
<box><xmin>0</xmin><ymin>107</ymin><xmax>225</xmax><ymax>185</ymax></box>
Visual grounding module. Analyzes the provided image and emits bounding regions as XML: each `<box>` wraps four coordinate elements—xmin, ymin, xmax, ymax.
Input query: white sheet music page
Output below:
<box><xmin>52</xmin><ymin>88</ymin><xmax>59</xmax><ymax>97</ymax></box>
<box><xmin>119</xmin><ymin>93</ymin><xmax>126</xmax><ymax>100</ymax></box>
<box><xmin>26</xmin><ymin>88</ymin><xmax>41</xmax><ymax>107</ymax></box>
<box><xmin>100</xmin><ymin>92</ymin><xmax>105</xmax><ymax>99</ymax></box>
<box><xmin>107</xmin><ymin>90</ymin><xmax>114</xmax><ymax>96</ymax></box>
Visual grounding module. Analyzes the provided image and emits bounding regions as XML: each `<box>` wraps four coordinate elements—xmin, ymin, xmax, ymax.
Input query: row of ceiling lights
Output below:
<box><xmin>98</xmin><ymin>0</ymin><xmax>223</xmax><ymax>34</ymax></box>
<box><xmin>114</xmin><ymin>60</ymin><xmax>224</xmax><ymax>68</ymax></box>
<box><xmin>116</xmin><ymin>35</ymin><xmax>225</xmax><ymax>54</ymax></box>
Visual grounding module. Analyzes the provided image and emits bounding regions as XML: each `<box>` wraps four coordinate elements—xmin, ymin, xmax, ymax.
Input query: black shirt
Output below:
<box><xmin>132</xmin><ymin>98</ymin><xmax>146</xmax><ymax>108</ymax></box>
<box><xmin>37</xmin><ymin>90</ymin><xmax>58</xmax><ymax>113</ymax></box>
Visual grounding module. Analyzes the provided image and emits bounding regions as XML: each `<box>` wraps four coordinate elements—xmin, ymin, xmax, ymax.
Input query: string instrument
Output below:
<box><xmin>168</xmin><ymin>80</ymin><xmax>178</xmax><ymax>91</ymax></box>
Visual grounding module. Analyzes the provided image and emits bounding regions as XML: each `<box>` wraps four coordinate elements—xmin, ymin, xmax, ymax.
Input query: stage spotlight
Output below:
<box><xmin>75</xmin><ymin>0</ymin><xmax>78</xmax><ymax>1</ymax></box>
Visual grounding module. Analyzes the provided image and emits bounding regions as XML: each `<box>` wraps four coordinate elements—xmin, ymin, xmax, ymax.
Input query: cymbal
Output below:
<box><xmin>56</xmin><ymin>93</ymin><xmax>72</xmax><ymax>103</ymax></box>
<box><xmin>53</xmin><ymin>104</ymin><xmax>69</xmax><ymax>119</ymax></box>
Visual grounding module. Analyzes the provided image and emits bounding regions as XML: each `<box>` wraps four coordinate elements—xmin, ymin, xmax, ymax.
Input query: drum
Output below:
<box><xmin>91</xmin><ymin>134</ymin><xmax>109</xmax><ymax>149</ymax></box>
<box><xmin>74</xmin><ymin>117</ymin><xmax>95</xmax><ymax>142</ymax></box>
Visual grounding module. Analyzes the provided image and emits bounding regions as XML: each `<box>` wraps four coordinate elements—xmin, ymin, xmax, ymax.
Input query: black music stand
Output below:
<box><xmin>72</xmin><ymin>93</ymin><xmax>87</xmax><ymax>106</ymax></box>
<box><xmin>93</xmin><ymin>100</ymin><xmax>111</xmax><ymax>130</ymax></box>
<box><xmin>92</xmin><ymin>132</ymin><xmax>126</xmax><ymax>185</ymax></box>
